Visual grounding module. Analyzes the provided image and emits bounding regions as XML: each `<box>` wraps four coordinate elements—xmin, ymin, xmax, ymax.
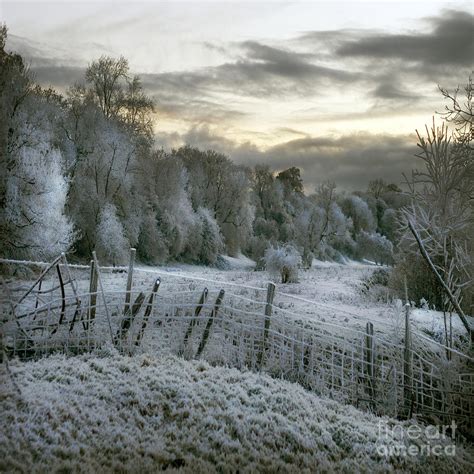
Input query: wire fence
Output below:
<box><xmin>1</xmin><ymin>253</ymin><xmax>473</xmax><ymax>435</ymax></box>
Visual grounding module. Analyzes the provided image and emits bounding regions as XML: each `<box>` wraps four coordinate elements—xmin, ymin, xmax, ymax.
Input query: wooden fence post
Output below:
<box><xmin>87</xmin><ymin>260</ymin><xmax>98</xmax><ymax>328</ymax></box>
<box><xmin>135</xmin><ymin>278</ymin><xmax>161</xmax><ymax>347</ymax></box>
<box><xmin>115</xmin><ymin>292</ymin><xmax>146</xmax><ymax>348</ymax></box>
<box><xmin>257</xmin><ymin>282</ymin><xmax>276</xmax><ymax>369</ymax></box>
<box><xmin>404</xmin><ymin>301</ymin><xmax>413</xmax><ymax>417</ymax></box>
<box><xmin>182</xmin><ymin>288</ymin><xmax>209</xmax><ymax>349</ymax></box>
<box><xmin>92</xmin><ymin>251</ymin><xmax>114</xmax><ymax>344</ymax></box>
<box><xmin>50</xmin><ymin>264</ymin><xmax>66</xmax><ymax>335</ymax></box>
<box><xmin>195</xmin><ymin>289</ymin><xmax>225</xmax><ymax>358</ymax></box>
<box><xmin>365</xmin><ymin>322</ymin><xmax>375</xmax><ymax>407</ymax></box>
<box><xmin>124</xmin><ymin>248</ymin><xmax>136</xmax><ymax>314</ymax></box>
<box><xmin>61</xmin><ymin>253</ymin><xmax>82</xmax><ymax>332</ymax></box>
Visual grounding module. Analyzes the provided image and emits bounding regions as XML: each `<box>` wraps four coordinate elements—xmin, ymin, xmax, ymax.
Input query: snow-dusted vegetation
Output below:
<box><xmin>1</xmin><ymin>8</ymin><xmax>474</xmax><ymax>472</ymax></box>
<box><xmin>2</xmin><ymin>352</ymin><xmax>473</xmax><ymax>473</ymax></box>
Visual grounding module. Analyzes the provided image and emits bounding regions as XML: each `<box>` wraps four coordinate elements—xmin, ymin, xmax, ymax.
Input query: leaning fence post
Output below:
<box><xmin>61</xmin><ymin>253</ymin><xmax>82</xmax><ymax>332</ymax></box>
<box><xmin>182</xmin><ymin>288</ymin><xmax>209</xmax><ymax>350</ymax></box>
<box><xmin>135</xmin><ymin>278</ymin><xmax>161</xmax><ymax>347</ymax></box>
<box><xmin>87</xmin><ymin>259</ymin><xmax>98</xmax><ymax>329</ymax></box>
<box><xmin>124</xmin><ymin>248</ymin><xmax>136</xmax><ymax>314</ymax></box>
<box><xmin>257</xmin><ymin>282</ymin><xmax>276</xmax><ymax>369</ymax></box>
<box><xmin>50</xmin><ymin>264</ymin><xmax>66</xmax><ymax>335</ymax></box>
<box><xmin>365</xmin><ymin>322</ymin><xmax>375</xmax><ymax>408</ymax></box>
<box><xmin>115</xmin><ymin>292</ymin><xmax>146</xmax><ymax>349</ymax></box>
<box><xmin>404</xmin><ymin>300</ymin><xmax>413</xmax><ymax>417</ymax></box>
<box><xmin>195</xmin><ymin>289</ymin><xmax>225</xmax><ymax>358</ymax></box>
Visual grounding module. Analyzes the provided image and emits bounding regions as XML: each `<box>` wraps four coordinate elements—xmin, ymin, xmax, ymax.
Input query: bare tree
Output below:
<box><xmin>401</xmin><ymin>119</ymin><xmax>473</xmax><ymax>341</ymax></box>
<box><xmin>85</xmin><ymin>56</ymin><xmax>129</xmax><ymax>118</ymax></box>
<box><xmin>438</xmin><ymin>75</ymin><xmax>473</xmax><ymax>148</ymax></box>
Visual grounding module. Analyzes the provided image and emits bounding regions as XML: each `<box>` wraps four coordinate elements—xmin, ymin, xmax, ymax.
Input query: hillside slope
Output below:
<box><xmin>1</xmin><ymin>352</ymin><xmax>472</xmax><ymax>473</ymax></box>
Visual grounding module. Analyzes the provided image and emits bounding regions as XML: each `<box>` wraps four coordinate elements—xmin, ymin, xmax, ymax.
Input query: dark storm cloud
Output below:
<box><xmin>219</xmin><ymin>40</ymin><xmax>355</xmax><ymax>94</ymax></box>
<box><xmin>336</xmin><ymin>10</ymin><xmax>474</xmax><ymax>68</ymax></box>
<box><xmin>240</xmin><ymin>41</ymin><xmax>327</xmax><ymax>78</ymax></box>
<box><xmin>253</xmin><ymin>133</ymin><xmax>417</xmax><ymax>191</ymax></box>
<box><xmin>372</xmin><ymin>81</ymin><xmax>419</xmax><ymax>101</ymax></box>
<box><xmin>157</xmin><ymin>126</ymin><xmax>417</xmax><ymax>191</ymax></box>
<box><xmin>260</xmin><ymin>134</ymin><xmax>416</xmax><ymax>190</ymax></box>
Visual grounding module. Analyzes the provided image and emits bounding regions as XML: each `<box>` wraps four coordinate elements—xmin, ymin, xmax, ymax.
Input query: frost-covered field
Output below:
<box><xmin>2</xmin><ymin>351</ymin><xmax>473</xmax><ymax>473</ymax></box>
<box><xmin>130</xmin><ymin>257</ymin><xmax>473</xmax><ymax>342</ymax></box>
<box><xmin>8</xmin><ymin>256</ymin><xmax>471</xmax><ymax>342</ymax></box>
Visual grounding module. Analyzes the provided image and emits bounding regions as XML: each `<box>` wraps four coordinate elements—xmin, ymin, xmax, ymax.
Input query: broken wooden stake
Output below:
<box><xmin>135</xmin><ymin>278</ymin><xmax>161</xmax><ymax>347</ymax></box>
<box><xmin>60</xmin><ymin>253</ymin><xmax>82</xmax><ymax>332</ymax></box>
<box><xmin>51</xmin><ymin>264</ymin><xmax>66</xmax><ymax>335</ymax></box>
<box><xmin>195</xmin><ymin>289</ymin><xmax>225</xmax><ymax>358</ymax></box>
<box><xmin>115</xmin><ymin>292</ymin><xmax>146</xmax><ymax>346</ymax></box>
<box><xmin>182</xmin><ymin>288</ymin><xmax>209</xmax><ymax>349</ymax></box>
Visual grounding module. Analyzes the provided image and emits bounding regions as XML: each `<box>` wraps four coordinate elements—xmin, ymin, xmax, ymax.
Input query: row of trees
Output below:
<box><xmin>1</xmin><ymin>27</ymin><xmax>403</xmax><ymax>269</ymax></box>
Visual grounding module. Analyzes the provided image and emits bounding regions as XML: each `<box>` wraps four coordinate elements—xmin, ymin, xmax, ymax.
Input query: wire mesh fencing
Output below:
<box><xmin>1</xmin><ymin>253</ymin><xmax>473</xmax><ymax>435</ymax></box>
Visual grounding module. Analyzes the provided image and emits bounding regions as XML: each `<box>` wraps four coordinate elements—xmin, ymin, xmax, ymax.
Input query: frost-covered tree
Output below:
<box><xmin>137</xmin><ymin>208</ymin><xmax>168</xmax><ymax>264</ymax></box>
<box><xmin>380</xmin><ymin>208</ymin><xmax>398</xmax><ymax>242</ymax></box>
<box><xmin>85</xmin><ymin>56</ymin><xmax>129</xmax><ymax>119</ymax></box>
<box><xmin>276</xmin><ymin>167</ymin><xmax>304</xmax><ymax>195</ymax></box>
<box><xmin>0</xmin><ymin>25</ymin><xmax>34</xmax><ymax>257</ymax></box>
<box><xmin>197</xmin><ymin>207</ymin><xmax>224</xmax><ymax>265</ymax></box>
<box><xmin>341</xmin><ymin>194</ymin><xmax>376</xmax><ymax>238</ymax></box>
<box><xmin>357</xmin><ymin>231</ymin><xmax>393</xmax><ymax>266</ymax></box>
<box><xmin>1</xmin><ymin>61</ymin><xmax>75</xmax><ymax>261</ymax></box>
<box><xmin>95</xmin><ymin>203</ymin><xmax>129</xmax><ymax>265</ymax></box>
<box><xmin>264</xmin><ymin>244</ymin><xmax>302</xmax><ymax>283</ymax></box>
<box><xmin>3</xmin><ymin>124</ymin><xmax>75</xmax><ymax>259</ymax></box>
<box><xmin>173</xmin><ymin>147</ymin><xmax>253</xmax><ymax>255</ymax></box>
<box><xmin>66</xmin><ymin>113</ymin><xmax>137</xmax><ymax>256</ymax></box>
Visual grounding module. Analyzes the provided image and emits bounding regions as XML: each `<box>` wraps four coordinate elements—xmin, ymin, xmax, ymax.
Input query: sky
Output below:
<box><xmin>1</xmin><ymin>0</ymin><xmax>473</xmax><ymax>190</ymax></box>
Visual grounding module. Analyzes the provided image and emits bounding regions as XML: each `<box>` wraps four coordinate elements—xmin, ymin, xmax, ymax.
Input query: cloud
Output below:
<box><xmin>221</xmin><ymin>41</ymin><xmax>356</xmax><ymax>94</ymax></box>
<box><xmin>336</xmin><ymin>10</ymin><xmax>474</xmax><ymax>68</ymax></box>
<box><xmin>260</xmin><ymin>133</ymin><xmax>416</xmax><ymax>190</ymax></box>
<box><xmin>372</xmin><ymin>81</ymin><xmax>419</xmax><ymax>101</ymax></box>
<box><xmin>156</xmin><ymin>126</ymin><xmax>417</xmax><ymax>191</ymax></box>
<box><xmin>30</xmin><ymin>65</ymin><xmax>85</xmax><ymax>90</ymax></box>
<box><xmin>142</xmin><ymin>40</ymin><xmax>356</xmax><ymax>100</ymax></box>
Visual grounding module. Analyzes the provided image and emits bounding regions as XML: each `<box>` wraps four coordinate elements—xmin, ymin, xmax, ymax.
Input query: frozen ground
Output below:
<box><xmin>2</xmin><ymin>351</ymin><xmax>473</xmax><ymax>473</ymax></box>
<box><xmin>130</xmin><ymin>257</ymin><xmax>473</xmax><ymax>345</ymax></box>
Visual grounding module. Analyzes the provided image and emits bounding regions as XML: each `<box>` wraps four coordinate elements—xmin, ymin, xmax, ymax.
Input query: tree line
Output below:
<box><xmin>0</xmin><ymin>27</ymin><xmax>402</xmax><ymax>268</ymax></box>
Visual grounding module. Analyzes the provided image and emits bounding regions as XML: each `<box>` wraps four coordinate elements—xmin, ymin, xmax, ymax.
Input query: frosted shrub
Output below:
<box><xmin>197</xmin><ymin>208</ymin><xmax>224</xmax><ymax>265</ymax></box>
<box><xmin>96</xmin><ymin>203</ymin><xmax>129</xmax><ymax>265</ymax></box>
<box><xmin>264</xmin><ymin>244</ymin><xmax>302</xmax><ymax>283</ymax></box>
<box><xmin>137</xmin><ymin>211</ymin><xmax>168</xmax><ymax>264</ymax></box>
<box><xmin>357</xmin><ymin>231</ymin><xmax>393</xmax><ymax>265</ymax></box>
